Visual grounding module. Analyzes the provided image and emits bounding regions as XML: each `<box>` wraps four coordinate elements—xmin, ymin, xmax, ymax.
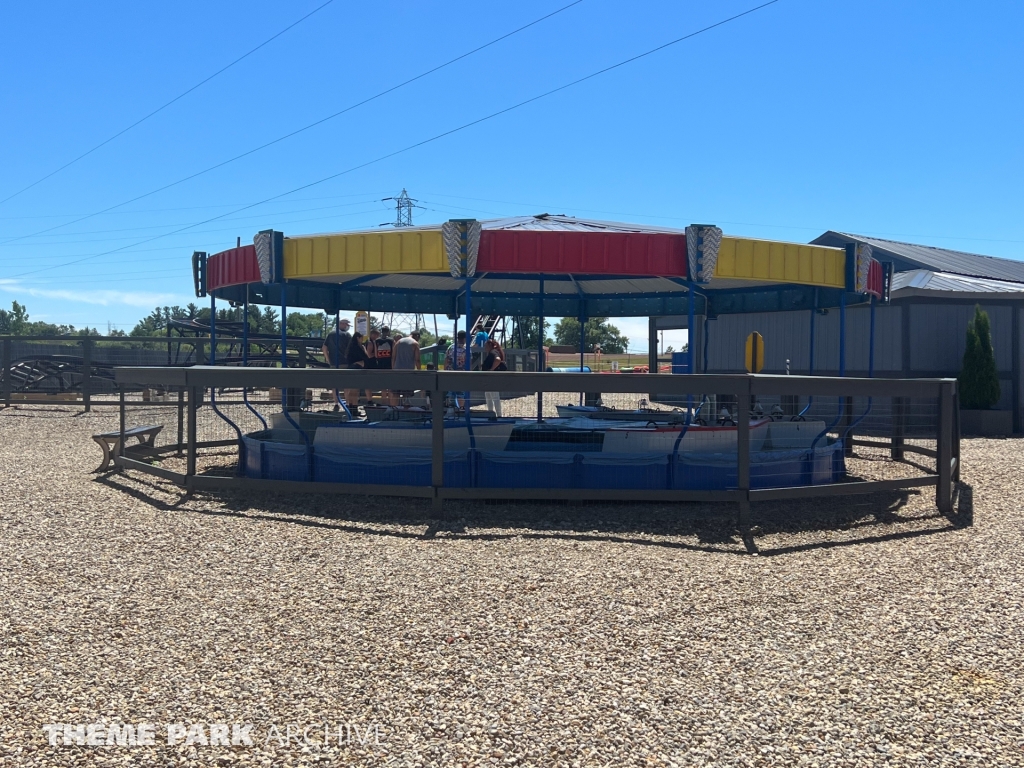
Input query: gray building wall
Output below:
<box><xmin>701</xmin><ymin>305</ymin><xmax>903</xmax><ymax>375</ymax></box>
<box><xmin>655</xmin><ymin>297</ymin><xmax>1022</xmax><ymax>430</ymax></box>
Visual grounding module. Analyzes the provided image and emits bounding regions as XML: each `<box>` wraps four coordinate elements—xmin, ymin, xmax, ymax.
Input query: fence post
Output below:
<box><xmin>736</xmin><ymin>376</ymin><xmax>752</xmax><ymax>529</ymax></box>
<box><xmin>431</xmin><ymin>380</ymin><xmax>445</xmax><ymax>516</ymax></box>
<box><xmin>187</xmin><ymin>386</ymin><xmax>198</xmax><ymax>478</ymax></box>
<box><xmin>891</xmin><ymin>396</ymin><xmax>905</xmax><ymax>460</ymax></box>
<box><xmin>82</xmin><ymin>337</ymin><xmax>93</xmax><ymax>413</ymax></box>
<box><xmin>842</xmin><ymin>395</ymin><xmax>853</xmax><ymax>457</ymax></box>
<box><xmin>118</xmin><ymin>387</ymin><xmax>126</xmax><ymax>470</ymax></box>
<box><xmin>953</xmin><ymin>387</ymin><xmax>961</xmax><ymax>483</ymax></box>
<box><xmin>177</xmin><ymin>389</ymin><xmax>185</xmax><ymax>455</ymax></box>
<box><xmin>2</xmin><ymin>338</ymin><xmax>10</xmax><ymax>407</ymax></box>
<box><xmin>936</xmin><ymin>381</ymin><xmax>954</xmax><ymax>513</ymax></box>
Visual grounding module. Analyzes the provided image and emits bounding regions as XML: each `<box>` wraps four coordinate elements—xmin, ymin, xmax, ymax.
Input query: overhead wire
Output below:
<box><xmin>0</xmin><ymin>198</ymin><xmax>383</xmax><ymax>246</ymax></box>
<box><xmin>9</xmin><ymin>0</ymin><xmax>781</xmax><ymax>280</ymax></box>
<box><xmin>1</xmin><ymin>0</ymin><xmax>584</xmax><ymax>246</ymax></box>
<box><xmin>0</xmin><ymin>204</ymin><xmax>384</xmax><ymax>256</ymax></box>
<box><xmin>0</xmin><ymin>191</ymin><xmax>390</xmax><ymax>220</ymax></box>
<box><xmin>0</xmin><ymin>0</ymin><xmax>336</xmax><ymax>207</ymax></box>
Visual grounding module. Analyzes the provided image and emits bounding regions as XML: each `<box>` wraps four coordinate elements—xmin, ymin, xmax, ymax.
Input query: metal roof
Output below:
<box><xmin>293</xmin><ymin>214</ymin><xmax>689</xmax><ymax>241</ymax></box>
<box><xmin>891</xmin><ymin>269</ymin><xmax>1024</xmax><ymax>296</ymax></box>
<box><xmin>812</xmin><ymin>231</ymin><xmax>1024</xmax><ymax>284</ymax></box>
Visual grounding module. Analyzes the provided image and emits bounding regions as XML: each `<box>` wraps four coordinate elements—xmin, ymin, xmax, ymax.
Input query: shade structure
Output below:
<box><xmin>200</xmin><ymin>215</ymin><xmax>886</xmax><ymax>317</ymax></box>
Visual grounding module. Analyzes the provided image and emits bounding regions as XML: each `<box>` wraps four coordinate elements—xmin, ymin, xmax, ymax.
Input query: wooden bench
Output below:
<box><xmin>93</xmin><ymin>425</ymin><xmax>163</xmax><ymax>472</ymax></box>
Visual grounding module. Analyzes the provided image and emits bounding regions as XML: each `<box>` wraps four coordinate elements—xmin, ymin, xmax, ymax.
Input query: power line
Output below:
<box><xmin>0</xmin><ymin>0</ymin><xmax>336</xmax><ymax>208</ymax></box>
<box><xmin>9</xmin><ymin>0</ymin><xmax>780</xmax><ymax>279</ymax></box>
<box><xmin>0</xmin><ymin>204</ymin><xmax>383</xmax><ymax>257</ymax></box>
<box><xmin>0</xmin><ymin>191</ymin><xmax>389</xmax><ymax>220</ymax></box>
<box><xmin>0</xmin><ymin>198</ymin><xmax>382</xmax><ymax>243</ymax></box>
<box><xmin>2</xmin><ymin>0</ymin><xmax>583</xmax><ymax>246</ymax></box>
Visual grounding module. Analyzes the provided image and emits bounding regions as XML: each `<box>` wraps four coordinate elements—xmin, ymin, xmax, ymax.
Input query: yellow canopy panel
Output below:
<box><xmin>283</xmin><ymin>230</ymin><xmax>447</xmax><ymax>279</ymax></box>
<box><xmin>714</xmin><ymin>237</ymin><xmax>845</xmax><ymax>288</ymax></box>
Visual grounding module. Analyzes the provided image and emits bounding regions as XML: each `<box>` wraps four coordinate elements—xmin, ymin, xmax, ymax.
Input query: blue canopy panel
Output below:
<box><xmin>212</xmin><ymin>272</ymin><xmax>863</xmax><ymax>318</ymax></box>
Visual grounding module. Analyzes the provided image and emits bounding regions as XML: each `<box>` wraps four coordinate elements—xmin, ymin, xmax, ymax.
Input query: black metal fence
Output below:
<box><xmin>108</xmin><ymin>367</ymin><xmax>959</xmax><ymax>522</ymax></box>
<box><xmin>0</xmin><ymin>335</ymin><xmax>330</xmax><ymax>409</ymax></box>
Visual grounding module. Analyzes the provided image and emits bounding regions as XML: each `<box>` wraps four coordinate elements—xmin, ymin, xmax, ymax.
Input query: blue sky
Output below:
<box><xmin>1</xmin><ymin>0</ymin><xmax>1021</xmax><ymax>350</ymax></box>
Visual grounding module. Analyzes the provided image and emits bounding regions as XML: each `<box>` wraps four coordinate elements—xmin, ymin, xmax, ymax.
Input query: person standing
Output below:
<box><xmin>445</xmin><ymin>330</ymin><xmax>467</xmax><ymax>370</ymax></box>
<box><xmin>322</xmin><ymin>317</ymin><xmax>351</xmax><ymax>367</ymax></box>
<box><xmin>365</xmin><ymin>329</ymin><xmax>380</xmax><ymax>370</ymax></box>
<box><xmin>344</xmin><ymin>331</ymin><xmax>371</xmax><ymax>406</ymax></box>
<box><xmin>374</xmin><ymin>326</ymin><xmax>395</xmax><ymax>404</ymax></box>
<box><xmin>322</xmin><ymin>317</ymin><xmax>351</xmax><ymax>410</ymax></box>
<box><xmin>481</xmin><ymin>339</ymin><xmax>507</xmax><ymax>417</ymax></box>
<box><xmin>393</xmin><ymin>330</ymin><xmax>421</xmax><ymax>371</ymax></box>
<box><xmin>392</xmin><ymin>330</ymin><xmax>421</xmax><ymax>405</ymax></box>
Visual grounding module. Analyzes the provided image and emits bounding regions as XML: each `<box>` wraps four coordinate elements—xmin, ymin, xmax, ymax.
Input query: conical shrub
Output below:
<box><xmin>958</xmin><ymin>305</ymin><xmax>1000</xmax><ymax>409</ymax></box>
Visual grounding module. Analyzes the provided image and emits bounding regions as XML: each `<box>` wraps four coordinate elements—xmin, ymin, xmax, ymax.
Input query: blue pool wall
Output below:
<box><xmin>240</xmin><ymin>433</ymin><xmax>845</xmax><ymax>490</ymax></box>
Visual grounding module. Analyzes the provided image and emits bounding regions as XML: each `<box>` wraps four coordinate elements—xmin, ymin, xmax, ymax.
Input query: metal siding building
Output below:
<box><xmin>651</xmin><ymin>233</ymin><xmax>1024</xmax><ymax>430</ymax></box>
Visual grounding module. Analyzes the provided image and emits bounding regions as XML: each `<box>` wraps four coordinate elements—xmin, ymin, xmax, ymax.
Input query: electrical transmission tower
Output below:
<box><xmin>382</xmin><ymin>189</ymin><xmax>418</xmax><ymax>228</ymax></box>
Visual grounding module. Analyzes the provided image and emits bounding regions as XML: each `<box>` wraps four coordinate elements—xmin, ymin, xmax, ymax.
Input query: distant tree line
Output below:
<box><xmin>1</xmin><ymin>301</ymin><xmax>631</xmax><ymax>353</ymax></box>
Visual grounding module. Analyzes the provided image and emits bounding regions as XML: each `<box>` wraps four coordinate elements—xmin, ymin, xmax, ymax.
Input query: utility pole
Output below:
<box><xmin>382</xmin><ymin>189</ymin><xmax>417</xmax><ymax>228</ymax></box>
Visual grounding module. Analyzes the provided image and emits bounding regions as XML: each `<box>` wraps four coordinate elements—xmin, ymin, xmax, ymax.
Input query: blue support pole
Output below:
<box><xmin>537</xmin><ymin>276</ymin><xmax>545</xmax><ymax>422</ymax></box>
<box><xmin>838</xmin><ymin>291</ymin><xmax>847</xmax><ymax>378</ymax></box>
<box><xmin>464</xmin><ymin>278</ymin><xmax>472</xmax><ymax>372</ymax></box>
<box><xmin>687</xmin><ymin>279</ymin><xmax>695</xmax><ymax>413</ymax></box>
<box><xmin>815</xmin><ymin>290</ymin><xmax>851</xmax><ymax>450</ymax></box>
<box><xmin>209</xmin><ymin>294</ymin><xmax>246</xmax><ymax>472</ymax></box>
<box><xmin>687</xmin><ymin>281</ymin><xmax>695</xmax><ymax>376</ymax></box>
<box><xmin>808</xmin><ymin>288</ymin><xmax>817</xmax><ymax>375</ymax></box>
<box><xmin>844</xmin><ymin>295</ymin><xmax>877</xmax><ymax>441</ymax></box>
<box><xmin>579</xmin><ymin>308</ymin><xmax>586</xmax><ymax>405</ymax></box>
<box><xmin>243</xmin><ymin>290</ymin><xmax>268</xmax><ymax>429</ymax></box>
<box><xmin>703</xmin><ymin>315</ymin><xmax>710</xmax><ymax>374</ymax></box>
<box><xmin>333</xmin><ymin>310</ymin><xmax>352</xmax><ymax>419</ymax></box>
<box><xmin>210</xmin><ymin>293</ymin><xmax>217</xmax><ymax>365</ymax></box>
<box><xmin>279</xmin><ymin>283</ymin><xmax>310</xmax><ymax>452</ymax></box>
<box><xmin>869</xmin><ymin>295</ymin><xmax>876</xmax><ymax>378</ymax></box>
<box><xmin>461</xmin><ymin>229</ymin><xmax>476</xmax><ymax>451</ymax></box>
<box><xmin>797</xmin><ymin>288</ymin><xmax>818</xmax><ymax>420</ymax></box>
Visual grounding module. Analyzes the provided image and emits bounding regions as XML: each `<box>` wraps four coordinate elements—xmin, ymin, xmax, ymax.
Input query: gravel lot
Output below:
<box><xmin>0</xmin><ymin>405</ymin><xmax>1021</xmax><ymax>767</ymax></box>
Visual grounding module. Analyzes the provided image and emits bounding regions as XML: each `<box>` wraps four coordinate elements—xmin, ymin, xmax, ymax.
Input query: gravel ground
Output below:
<box><xmin>0</xmin><ymin>405</ymin><xmax>1021</xmax><ymax>767</ymax></box>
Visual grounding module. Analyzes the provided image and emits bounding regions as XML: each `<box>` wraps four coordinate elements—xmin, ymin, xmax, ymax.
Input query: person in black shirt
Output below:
<box><xmin>365</xmin><ymin>329</ymin><xmax>380</xmax><ymax>370</ymax></box>
<box><xmin>375</xmin><ymin>326</ymin><xmax>395</xmax><ymax>405</ymax></box>
<box><xmin>374</xmin><ymin>327</ymin><xmax>394</xmax><ymax>369</ymax></box>
<box><xmin>322</xmin><ymin>318</ymin><xmax>351</xmax><ymax>410</ymax></box>
<box><xmin>344</xmin><ymin>331</ymin><xmax>371</xmax><ymax>406</ymax></box>
<box><xmin>322</xmin><ymin>317</ymin><xmax>351</xmax><ymax>367</ymax></box>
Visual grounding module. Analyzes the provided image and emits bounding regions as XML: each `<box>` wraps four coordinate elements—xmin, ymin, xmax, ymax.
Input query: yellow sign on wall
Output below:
<box><xmin>745</xmin><ymin>331</ymin><xmax>764</xmax><ymax>373</ymax></box>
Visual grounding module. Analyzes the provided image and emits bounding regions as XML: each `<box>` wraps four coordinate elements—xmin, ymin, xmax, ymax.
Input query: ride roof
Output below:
<box><xmin>198</xmin><ymin>215</ymin><xmax>886</xmax><ymax>318</ymax></box>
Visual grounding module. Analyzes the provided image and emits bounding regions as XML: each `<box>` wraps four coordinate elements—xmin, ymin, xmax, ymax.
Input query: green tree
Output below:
<box><xmin>0</xmin><ymin>301</ymin><xmax>29</xmax><ymax>335</ymax></box>
<box><xmin>553</xmin><ymin>317</ymin><xmax>629</xmax><ymax>354</ymax></box>
<box><xmin>286</xmin><ymin>311</ymin><xmax>328</xmax><ymax>338</ymax></box>
<box><xmin>511</xmin><ymin>317</ymin><xmax>551</xmax><ymax>349</ymax></box>
<box><xmin>0</xmin><ymin>301</ymin><xmax>97</xmax><ymax>336</ymax></box>
<box><xmin>130</xmin><ymin>305</ymin><xmax>192</xmax><ymax>336</ymax></box>
<box><xmin>959</xmin><ymin>305</ymin><xmax>1000</xmax><ymax>409</ymax></box>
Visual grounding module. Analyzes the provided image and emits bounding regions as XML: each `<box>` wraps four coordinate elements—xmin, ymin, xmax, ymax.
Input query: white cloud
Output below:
<box><xmin>0</xmin><ymin>281</ymin><xmax>185</xmax><ymax>308</ymax></box>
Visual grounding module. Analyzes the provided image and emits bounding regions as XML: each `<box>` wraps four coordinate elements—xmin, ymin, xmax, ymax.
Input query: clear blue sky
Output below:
<box><xmin>1</xmin><ymin>0</ymin><xmax>1021</xmax><ymax>350</ymax></box>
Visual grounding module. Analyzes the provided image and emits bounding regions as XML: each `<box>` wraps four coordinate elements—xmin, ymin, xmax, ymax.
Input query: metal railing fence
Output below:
<box><xmin>108</xmin><ymin>367</ymin><xmax>959</xmax><ymax>522</ymax></box>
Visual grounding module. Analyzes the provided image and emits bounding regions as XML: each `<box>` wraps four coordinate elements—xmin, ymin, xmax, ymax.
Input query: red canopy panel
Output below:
<box><xmin>867</xmin><ymin>259</ymin><xmax>883</xmax><ymax>298</ymax></box>
<box><xmin>477</xmin><ymin>230</ymin><xmax>688</xmax><ymax>277</ymax></box>
<box><xmin>207</xmin><ymin>245</ymin><xmax>259</xmax><ymax>290</ymax></box>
